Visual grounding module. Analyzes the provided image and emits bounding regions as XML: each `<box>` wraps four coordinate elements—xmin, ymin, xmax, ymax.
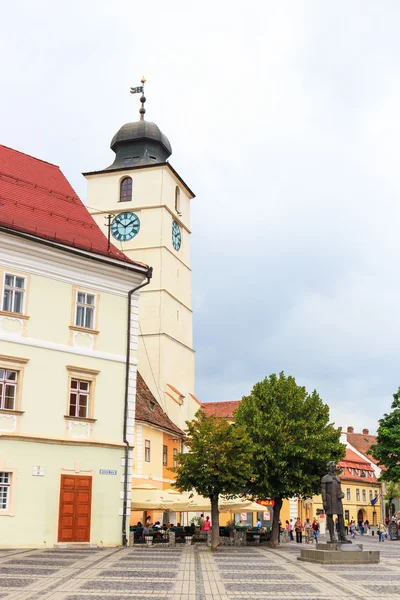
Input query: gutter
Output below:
<box><xmin>122</xmin><ymin>266</ymin><xmax>153</xmax><ymax>546</ymax></box>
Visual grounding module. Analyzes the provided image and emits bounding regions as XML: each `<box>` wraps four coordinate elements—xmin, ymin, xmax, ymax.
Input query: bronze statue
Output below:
<box><xmin>321</xmin><ymin>461</ymin><xmax>351</xmax><ymax>544</ymax></box>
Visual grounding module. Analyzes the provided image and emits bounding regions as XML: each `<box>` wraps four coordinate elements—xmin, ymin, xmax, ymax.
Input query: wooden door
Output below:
<box><xmin>58</xmin><ymin>475</ymin><xmax>92</xmax><ymax>542</ymax></box>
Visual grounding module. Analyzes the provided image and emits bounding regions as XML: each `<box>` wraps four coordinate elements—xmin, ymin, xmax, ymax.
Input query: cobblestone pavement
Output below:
<box><xmin>0</xmin><ymin>536</ymin><xmax>399</xmax><ymax>600</ymax></box>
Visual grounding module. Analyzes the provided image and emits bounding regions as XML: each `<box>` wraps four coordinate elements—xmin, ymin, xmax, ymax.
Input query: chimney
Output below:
<box><xmin>362</xmin><ymin>428</ymin><xmax>369</xmax><ymax>435</ymax></box>
<box><xmin>347</xmin><ymin>426</ymin><xmax>354</xmax><ymax>434</ymax></box>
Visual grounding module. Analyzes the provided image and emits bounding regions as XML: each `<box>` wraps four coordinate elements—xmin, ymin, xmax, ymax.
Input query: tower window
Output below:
<box><xmin>120</xmin><ymin>177</ymin><xmax>133</xmax><ymax>202</ymax></box>
<box><xmin>175</xmin><ymin>186</ymin><xmax>181</xmax><ymax>214</ymax></box>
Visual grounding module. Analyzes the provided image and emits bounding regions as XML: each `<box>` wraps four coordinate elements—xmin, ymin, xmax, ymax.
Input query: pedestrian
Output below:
<box><xmin>256</xmin><ymin>518</ymin><xmax>262</xmax><ymax>530</ymax></box>
<box><xmin>202</xmin><ymin>516</ymin><xmax>211</xmax><ymax>531</ymax></box>
<box><xmin>295</xmin><ymin>517</ymin><xmax>303</xmax><ymax>543</ymax></box>
<box><xmin>199</xmin><ymin>513</ymin><xmax>205</xmax><ymax>529</ymax></box>
<box><xmin>344</xmin><ymin>517</ymin><xmax>349</xmax><ymax>535</ymax></box>
<box><xmin>364</xmin><ymin>520</ymin><xmax>369</xmax><ymax>536</ymax></box>
<box><xmin>304</xmin><ymin>518</ymin><xmax>312</xmax><ymax>544</ymax></box>
<box><xmin>350</xmin><ymin>521</ymin><xmax>355</xmax><ymax>538</ymax></box>
<box><xmin>285</xmin><ymin>520</ymin><xmax>291</xmax><ymax>540</ymax></box>
<box><xmin>312</xmin><ymin>517</ymin><xmax>320</xmax><ymax>543</ymax></box>
<box><xmin>289</xmin><ymin>518</ymin><xmax>294</xmax><ymax>541</ymax></box>
<box><xmin>378</xmin><ymin>523</ymin><xmax>385</xmax><ymax>542</ymax></box>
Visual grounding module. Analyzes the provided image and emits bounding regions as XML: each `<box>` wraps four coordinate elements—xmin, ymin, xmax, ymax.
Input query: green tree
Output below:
<box><xmin>172</xmin><ymin>410</ymin><xmax>254</xmax><ymax>550</ymax></box>
<box><xmin>385</xmin><ymin>481</ymin><xmax>400</xmax><ymax>516</ymax></box>
<box><xmin>370</xmin><ymin>388</ymin><xmax>400</xmax><ymax>483</ymax></box>
<box><xmin>235</xmin><ymin>372</ymin><xmax>345</xmax><ymax>547</ymax></box>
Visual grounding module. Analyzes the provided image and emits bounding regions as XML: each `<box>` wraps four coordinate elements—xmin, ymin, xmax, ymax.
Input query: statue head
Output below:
<box><xmin>327</xmin><ymin>461</ymin><xmax>337</xmax><ymax>473</ymax></box>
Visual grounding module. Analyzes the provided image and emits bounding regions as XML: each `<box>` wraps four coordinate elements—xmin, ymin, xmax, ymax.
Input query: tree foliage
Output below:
<box><xmin>235</xmin><ymin>372</ymin><xmax>345</xmax><ymax>546</ymax></box>
<box><xmin>172</xmin><ymin>410</ymin><xmax>254</xmax><ymax>549</ymax></box>
<box><xmin>370</xmin><ymin>388</ymin><xmax>400</xmax><ymax>483</ymax></box>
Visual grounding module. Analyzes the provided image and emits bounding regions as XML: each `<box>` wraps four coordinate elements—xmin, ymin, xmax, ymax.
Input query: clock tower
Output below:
<box><xmin>84</xmin><ymin>92</ymin><xmax>198</xmax><ymax>429</ymax></box>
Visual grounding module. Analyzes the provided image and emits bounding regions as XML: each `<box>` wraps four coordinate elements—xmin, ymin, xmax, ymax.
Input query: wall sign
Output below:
<box><xmin>256</xmin><ymin>499</ymin><xmax>275</xmax><ymax>507</ymax></box>
<box><xmin>99</xmin><ymin>469</ymin><xmax>117</xmax><ymax>475</ymax></box>
<box><xmin>32</xmin><ymin>466</ymin><xmax>45</xmax><ymax>476</ymax></box>
<box><xmin>263</xmin><ymin>510</ymin><xmax>271</xmax><ymax>521</ymax></box>
<box><xmin>240</xmin><ymin>512</ymin><xmax>248</xmax><ymax>521</ymax></box>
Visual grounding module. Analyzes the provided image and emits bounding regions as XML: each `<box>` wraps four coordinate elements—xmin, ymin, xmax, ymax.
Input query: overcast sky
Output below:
<box><xmin>2</xmin><ymin>1</ymin><xmax>400</xmax><ymax>433</ymax></box>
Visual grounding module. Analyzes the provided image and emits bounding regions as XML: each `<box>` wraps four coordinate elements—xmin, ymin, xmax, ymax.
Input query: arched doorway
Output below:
<box><xmin>357</xmin><ymin>509</ymin><xmax>366</xmax><ymax>524</ymax></box>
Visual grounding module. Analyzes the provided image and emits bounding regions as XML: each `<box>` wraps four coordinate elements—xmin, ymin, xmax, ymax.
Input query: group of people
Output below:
<box><xmin>285</xmin><ymin>517</ymin><xmax>320</xmax><ymax>543</ymax></box>
<box><xmin>138</xmin><ymin>514</ymin><xmax>211</xmax><ymax>536</ymax></box>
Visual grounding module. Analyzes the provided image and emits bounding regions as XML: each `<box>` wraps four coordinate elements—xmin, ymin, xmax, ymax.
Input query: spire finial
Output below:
<box><xmin>130</xmin><ymin>77</ymin><xmax>147</xmax><ymax>121</ymax></box>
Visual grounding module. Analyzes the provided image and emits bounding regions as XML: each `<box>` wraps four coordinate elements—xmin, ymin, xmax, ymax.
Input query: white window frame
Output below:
<box><xmin>0</xmin><ymin>472</ymin><xmax>11</xmax><ymax>511</ymax></box>
<box><xmin>0</xmin><ymin>369</ymin><xmax>18</xmax><ymax>410</ymax></box>
<box><xmin>69</xmin><ymin>378</ymin><xmax>91</xmax><ymax>418</ymax></box>
<box><xmin>75</xmin><ymin>291</ymin><xmax>96</xmax><ymax>330</ymax></box>
<box><xmin>346</xmin><ymin>488</ymin><xmax>351</xmax><ymax>500</ymax></box>
<box><xmin>369</xmin><ymin>490</ymin><xmax>373</xmax><ymax>501</ymax></box>
<box><xmin>173</xmin><ymin>448</ymin><xmax>178</xmax><ymax>468</ymax></box>
<box><xmin>145</xmin><ymin>439</ymin><xmax>151</xmax><ymax>462</ymax></box>
<box><xmin>362</xmin><ymin>489</ymin><xmax>366</xmax><ymax>502</ymax></box>
<box><xmin>356</xmin><ymin>489</ymin><xmax>360</xmax><ymax>501</ymax></box>
<box><xmin>2</xmin><ymin>273</ymin><xmax>26</xmax><ymax>314</ymax></box>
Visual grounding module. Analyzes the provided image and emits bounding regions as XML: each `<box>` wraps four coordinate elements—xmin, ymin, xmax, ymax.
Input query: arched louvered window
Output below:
<box><xmin>120</xmin><ymin>177</ymin><xmax>133</xmax><ymax>202</ymax></box>
<box><xmin>175</xmin><ymin>186</ymin><xmax>181</xmax><ymax>213</ymax></box>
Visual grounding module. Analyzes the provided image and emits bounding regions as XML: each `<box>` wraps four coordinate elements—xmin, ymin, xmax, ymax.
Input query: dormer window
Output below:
<box><xmin>175</xmin><ymin>186</ymin><xmax>181</xmax><ymax>214</ymax></box>
<box><xmin>120</xmin><ymin>177</ymin><xmax>132</xmax><ymax>202</ymax></box>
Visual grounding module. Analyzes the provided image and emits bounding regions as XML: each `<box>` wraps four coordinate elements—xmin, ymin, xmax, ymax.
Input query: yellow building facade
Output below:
<box><xmin>0</xmin><ymin>145</ymin><xmax>149</xmax><ymax>547</ymax></box>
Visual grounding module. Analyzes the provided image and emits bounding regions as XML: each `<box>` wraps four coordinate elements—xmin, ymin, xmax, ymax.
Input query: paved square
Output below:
<box><xmin>0</xmin><ymin>536</ymin><xmax>399</xmax><ymax>599</ymax></box>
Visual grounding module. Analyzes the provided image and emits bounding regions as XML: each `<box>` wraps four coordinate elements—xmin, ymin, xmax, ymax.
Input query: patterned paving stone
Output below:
<box><xmin>364</xmin><ymin>584</ymin><xmax>400</xmax><ymax>593</ymax></box>
<box><xmin>0</xmin><ymin>578</ymin><xmax>35</xmax><ymax>587</ymax></box>
<box><xmin>6</xmin><ymin>558</ymin><xmax>75</xmax><ymax>566</ymax></box>
<box><xmin>225</xmin><ymin>582</ymin><xmax>318</xmax><ymax>593</ymax></box>
<box><xmin>98</xmin><ymin>569</ymin><xmax>177</xmax><ymax>578</ymax></box>
<box><xmin>0</xmin><ymin>566</ymin><xmax>58</xmax><ymax>575</ymax></box>
<box><xmin>221</xmin><ymin>572</ymin><xmax>301</xmax><ymax>581</ymax></box>
<box><xmin>67</xmin><ymin>596</ymin><xmax>170</xmax><ymax>600</ymax></box>
<box><xmin>326</xmin><ymin>565</ymin><xmax>390</xmax><ymax>571</ymax></box>
<box><xmin>81</xmin><ymin>580</ymin><xmax>174</xmax><ymax>591</ymax></box>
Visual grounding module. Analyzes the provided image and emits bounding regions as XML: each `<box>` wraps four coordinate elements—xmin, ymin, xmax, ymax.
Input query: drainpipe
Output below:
<box><xmin>122</xmin><ymin>266</ymin><xmax>153</xmax><ymax>546</ymax></box>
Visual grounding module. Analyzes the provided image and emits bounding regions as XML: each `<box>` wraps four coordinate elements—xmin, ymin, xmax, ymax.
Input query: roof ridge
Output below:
<box><xmin>0</xmin><ymin>144</ymin><xmax>60</xmax><ymax>169</ymax></box>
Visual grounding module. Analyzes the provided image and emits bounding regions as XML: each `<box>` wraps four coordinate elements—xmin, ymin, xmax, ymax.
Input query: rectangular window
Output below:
<box><xmin>75</xmin><ymin>292</ymin><xmax>95</xmax><ymax>329</ymax></box>
<box><xmin>69</xmin><ymin>379</ymin><xmax>90</xmax><ymax>418</ymax></box>
<box><xmin>362</xmin><ymin>489</ymin><xmax>366</xmax><ymax>502</ymax></box>
<box><xmin>369</xmin><ymin>490</ymin><xmax>373</xmax><ymax>501</ymax></box>
<box><xmin>346</xmin><ymin>488</ymin><xmax>351</xmax><ymax>500</ymax></box>
<box><xmin>356</xmin><ymin>489</ymin><xmax>360</xmax><ymax>501</ymax></box>
<box><xmin>0</xmin><ymin>369</ymin><xmax>18</xmax><ymax>410</ymax></box>
<box><xmin>0</xmin><ymin>472</ymin><xmax>10</xmax><ymax>510</ymax></box>
<box><xmin>2</xmin><ymin>274</ymin><xmax>25</xmax><ymax>314</ymax></box>
<box><xmin>374</xmin><ymin>490</ymin><xmax>378</xmax><ymax>497</ymax></box>
<box><xmin>173</xmin><ymin>448</ymin><xmax>178</xmax><ymax>468</ymax></box>
<box><xmin>163</xmin><ymin>445</ymin><xmax>168</xmax><ymax>466</ymax></box>
<box><xmin>145</xmin><ymin>440</ymin><xmax>150</xmax><ymax>462</ymax></box>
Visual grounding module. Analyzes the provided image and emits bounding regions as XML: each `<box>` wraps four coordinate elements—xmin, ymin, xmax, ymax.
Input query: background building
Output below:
<box><xmin>0</xmin><ymin>145</ymin><xmax>149</xmax><ymax>546</ymax></box>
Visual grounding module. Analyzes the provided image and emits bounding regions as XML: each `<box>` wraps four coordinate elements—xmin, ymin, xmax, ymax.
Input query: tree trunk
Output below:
<box><xmin>269</xmin><ymin>497</ymin><xmax>283</xmax><ymax>548</ymax></box>
<box><xmin>210</xmin><ymin>494</ymin><xmax>220</xmax><ymax>551</ymax></box>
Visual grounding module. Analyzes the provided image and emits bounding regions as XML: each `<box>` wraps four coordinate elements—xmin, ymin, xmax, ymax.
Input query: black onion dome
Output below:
<box><xmin>106</xmin><ymin>120</ymin><xmax>172</xmax><ymax>170</ymax></box>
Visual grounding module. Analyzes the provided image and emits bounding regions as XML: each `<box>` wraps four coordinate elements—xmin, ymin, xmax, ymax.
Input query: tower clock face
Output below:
<box><xmin>172</xmin><ymin>220</ymin><xmax>181</xmax><ymax>251</ymax></box>
<box><xmin>111</xmin><ymin>212</ymin><xmax>140</xmax><ymax>242</ymax></box>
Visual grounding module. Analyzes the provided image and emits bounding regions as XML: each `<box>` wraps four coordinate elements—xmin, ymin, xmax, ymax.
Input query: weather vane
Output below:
<box><xmin>130</xmin><ymin>77</ymin><xmax>146</xmax><ymax>121</ymax></box>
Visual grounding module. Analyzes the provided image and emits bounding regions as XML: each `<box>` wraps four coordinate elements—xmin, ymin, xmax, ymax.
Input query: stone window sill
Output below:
<box><xmin>0</xmin><ymin>409</ymin><xmax>24</xmax><ymax>416</ymax></box>
<box><xmin>69</xmin><ymin>325</ymin><xmax>99</xmax><ymax>335</ymax></box>
<box><xmin>64</xmin><ymin>415</ymin><xmax>97</xmax><ymax>423</ymax></box>
<box><xmin>0</xmin><ymin>310</ymin><xmax>29</xmax><ymax>320</ymax></box>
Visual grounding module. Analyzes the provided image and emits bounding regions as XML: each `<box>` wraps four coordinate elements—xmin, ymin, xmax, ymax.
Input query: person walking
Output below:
<box><xmin>364</xmin><ymin>520</ymin><xmax>369</xmax><ymax>536</ymax></box>
<box><xmin>304</xmin><ymin>518</ymin><xmax>312</xmax><ymax>544</ymax></box>
<box><xmin>289</xmin><ymin>519</ymin><xmax>294</xmax><ymax>541</ymax></box>
<box><xmin>285</xmin><ymin>520</ymin><xmax>291</xmax><ymax>540</ymax></box>
<box><xmin>344</xmin><ymin>517</ymin><xmax>349</xmax><ymax>535</ymax></box>
<box><xmin>295</xmin><ymin>517</ymin><xmax>303</xmax><ymax>543</ymax></box>
<box><xmin>202</xmin><ymin>516</ymin><xmax>211</xmax><ymax>531</ymax></box>
<box><xmin>350</xmin><ymin>520</ymin><xmax>355</xmax><ymax>538</ymax></box>
<box><xmin>312</xmin><ymin>518</ymin><xmax>320</xmax><ymax>543</ymax></box>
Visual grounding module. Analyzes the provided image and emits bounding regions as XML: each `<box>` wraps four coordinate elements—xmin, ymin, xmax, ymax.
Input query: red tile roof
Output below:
<box><xmin>136</xmin><ymin>373</ymin><xmax>184</xmax><ymax>436</ymax></box>
<box><xmin>347</xmin><ymin>432</ymin><xmax>379</xmax><ymax>465</ymax></box>
<box><xmin>339</xmin><ymin>447</ymin><xmax>378</xmax><ymax>483</ymax></box>
<box><xmin>0</xmin><ymin>144</ymin><xmax>146</xmax><ymax>268</ymax></box>
<box><xmin>202</xmin><ymin>400</ymin><xmax>241</xmax><ymax>419</ymax></box>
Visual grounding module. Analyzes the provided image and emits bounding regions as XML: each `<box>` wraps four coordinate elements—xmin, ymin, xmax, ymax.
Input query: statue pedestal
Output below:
<box><xmin>298</xmin><ymin>542</ymin><xmax>379</xmax><ymax>564</ymax></box>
